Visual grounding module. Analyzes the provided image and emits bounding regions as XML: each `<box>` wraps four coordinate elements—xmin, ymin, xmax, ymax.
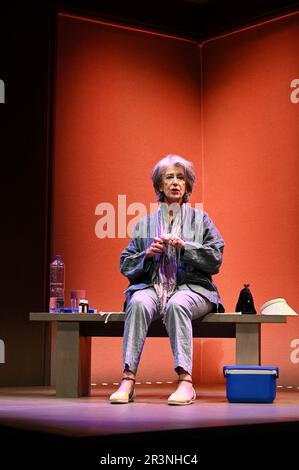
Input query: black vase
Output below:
<box><xmin>235</xmin><ymin>284</ymin><xmax>257</xmax><ymax>314</ymax></box>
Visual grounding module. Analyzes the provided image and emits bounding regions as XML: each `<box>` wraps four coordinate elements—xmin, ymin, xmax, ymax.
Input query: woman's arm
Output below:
<box><xmin>120</xmin><ymin>221</ymin><xmax>154</xmax><ymax>283</ymax></box>
<box><xmin>180</xmin><ymin>212</ymin><xmax>224</xmax><ymax>275</ymax></box>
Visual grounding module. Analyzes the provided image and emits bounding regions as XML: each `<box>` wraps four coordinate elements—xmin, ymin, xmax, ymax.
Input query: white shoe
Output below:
<box><xmin>168</xmin><ymin>379</ymin><xmax>196</xmax><ymax>406</ymax></box>
<box><xmin>109</xmin><ymin>377</ymin><xmax>136</xmax><ymax>404</ymax></box>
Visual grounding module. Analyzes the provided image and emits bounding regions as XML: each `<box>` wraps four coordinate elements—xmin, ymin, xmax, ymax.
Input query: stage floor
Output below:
<box><xmin>0</xmin><ymin>384</ymin><xmax>298</xmax><ymax>465</ymax></box>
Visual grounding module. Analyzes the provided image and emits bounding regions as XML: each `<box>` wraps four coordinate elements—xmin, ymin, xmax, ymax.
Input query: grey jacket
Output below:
<box><xmin>120</xmin><ymin>206</ymin><xmax>225</xmax><ymax>312</ymax></box>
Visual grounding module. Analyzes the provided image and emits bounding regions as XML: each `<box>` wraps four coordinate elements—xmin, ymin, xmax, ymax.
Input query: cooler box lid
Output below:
<box><xmin>223</xmin><ymin>365</ymin><xmax>279</xmax><ymax>378</ymax></box>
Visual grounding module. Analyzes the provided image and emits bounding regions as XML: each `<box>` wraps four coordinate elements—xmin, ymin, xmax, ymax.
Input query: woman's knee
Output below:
<box><xmin>126</xmin><ymin>296</ymin><xmax>156</xmax><ymax>324</ymax></box>
<box><xmin>165</xmin><ymin>298</ymin><xmax>190</xmax><ymax>321</ymax></box>
<box><xmin>127</xmin><ymin>297</ymin><xmax>145</xmax><ymax>311</ymax></box>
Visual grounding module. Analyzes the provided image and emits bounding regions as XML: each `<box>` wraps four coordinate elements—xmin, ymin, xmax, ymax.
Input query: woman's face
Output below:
<box><xmin>160</xmin><ymin>164</ymin><xmax>186</xmax><ymax>205</ymax></box>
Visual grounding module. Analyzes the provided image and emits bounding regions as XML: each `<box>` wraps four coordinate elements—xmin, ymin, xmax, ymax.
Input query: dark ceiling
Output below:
<box><xmin>54</xmin><ymin>0</ymin><xmax>299</xmax><ymax>40</ymax></box>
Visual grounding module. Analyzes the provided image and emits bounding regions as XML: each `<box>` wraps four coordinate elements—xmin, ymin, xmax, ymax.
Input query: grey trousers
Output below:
<box><xmin>123</xmin><ymin>285</ymin><xmax>213</xmax><ymax>376</ymax></box>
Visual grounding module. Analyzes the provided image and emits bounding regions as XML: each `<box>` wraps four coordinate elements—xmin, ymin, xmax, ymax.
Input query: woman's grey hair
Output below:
<box><xmin>151</xmin><ymin>154</ymin><xmax>196</xmax><ymax>203</ymax></box>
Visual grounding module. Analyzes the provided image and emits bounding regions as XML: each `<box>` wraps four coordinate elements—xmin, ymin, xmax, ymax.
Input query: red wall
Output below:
<box><xmin>53</xmin><ymin>13</ymin><xmax>203</xmax><ymax>384</ymax></box>
<box><xmin>53</xmin><ymin>12</ymin><xmax>299</xmax><ymax>386</ymax></box>
<box><xmin>202</xmin><ymin>13</ymin><xmax>299</xmax><ymax>385</ymax></box>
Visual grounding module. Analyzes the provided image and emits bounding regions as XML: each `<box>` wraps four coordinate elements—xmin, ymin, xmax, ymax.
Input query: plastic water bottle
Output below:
<box><xmin>49</xmin><ymin>255</ymin><xmax>65</xmax><ymax>312</ymax></box>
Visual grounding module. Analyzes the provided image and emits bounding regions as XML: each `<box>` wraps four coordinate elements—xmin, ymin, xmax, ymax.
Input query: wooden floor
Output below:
<box><xmin>0</xmin><ymin>384</ymin><xmax>298</xmax><ymax>466</ymax></box>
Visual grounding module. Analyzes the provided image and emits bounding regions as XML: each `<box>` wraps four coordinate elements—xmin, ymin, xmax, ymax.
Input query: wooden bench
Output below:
<box><xmin>30</xmin><ymin>312</ymin><xmax>287</xmax><ymax>398</ymax></box>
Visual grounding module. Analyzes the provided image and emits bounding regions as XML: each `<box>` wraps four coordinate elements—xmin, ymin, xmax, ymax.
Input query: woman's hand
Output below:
<box><xmin>161</xmin><ymin>234</ymin><xmax>185</xmax><ymax>249</ymax></box>
<box><xmin>145</xmin><ymin>237</ymin><xmax>166</xmax><ymax>258</ymax></box>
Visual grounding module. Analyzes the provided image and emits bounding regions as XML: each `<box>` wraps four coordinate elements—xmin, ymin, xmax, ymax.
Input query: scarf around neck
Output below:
<box><xmin>152</xmin><ymin>202</ymin><xmax>186</xmax><ymax>321</ymax></box>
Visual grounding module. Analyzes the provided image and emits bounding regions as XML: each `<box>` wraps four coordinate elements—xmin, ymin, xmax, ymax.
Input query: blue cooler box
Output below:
<box><xmin>223</xmin><ymin>365</ymin><xmax>279</xmax><ymax>403</ymax></box>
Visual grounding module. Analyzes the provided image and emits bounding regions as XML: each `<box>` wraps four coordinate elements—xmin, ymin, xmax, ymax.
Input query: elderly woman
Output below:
<box><xmin>110</xmin><ymin>155</ymin><xmax>224</xmax><ymax>405</ymax></box>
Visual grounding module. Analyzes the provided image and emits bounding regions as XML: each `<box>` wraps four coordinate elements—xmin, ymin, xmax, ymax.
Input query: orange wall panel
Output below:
<box><xmin>202</xmin><ymin>13</ymin><xmax>299</xmax><ymax>385</ymax></box>
<box><xmin>53</xmin><ymin>11</ymin><xmax>299</xmax><ymax>387</ymax></box>
<box><xmin>53</xmin><ymin>13</ymin><xmax>203</xmax><ymax>384</ymax></box>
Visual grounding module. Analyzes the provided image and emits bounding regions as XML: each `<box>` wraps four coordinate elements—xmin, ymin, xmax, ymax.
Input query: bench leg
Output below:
<box><xmin>56</xmin><ymin>322</ymin><xmax>91</xmax><ymax>398</ymax></box>
<box><xmin>236</xmin><ymin>323</ymin><xmax>261</xmax><ymax>365</ymax></box>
